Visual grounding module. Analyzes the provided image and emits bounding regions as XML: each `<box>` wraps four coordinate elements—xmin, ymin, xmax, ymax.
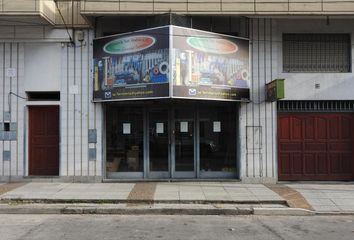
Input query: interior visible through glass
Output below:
<box><xmin>149</xmin><ymin>110</ymin><xmax>169</xmax><ymax>172</ymax></box>
<box><xmin>175</xmin><ymin>108</ymin><xmax>195</xmax><ymax>172</ymax></box>
<box><xmin>199</xmin><ymin>106</ymin><xmax>236</xmax><ymax>173</ymax></box>
<box><xmin>106</xmin><ymin>102</ymin><xmax>237</xmax><ymax>178</ymax></box>
<box><xmin>106</xmin><ymin>106</ymin><xmax>144</xmax><ymax>173</ymax></box>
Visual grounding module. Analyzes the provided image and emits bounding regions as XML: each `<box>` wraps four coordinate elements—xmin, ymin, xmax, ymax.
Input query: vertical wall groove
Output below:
<box><xmin>73</xmin><ymin>43</ymin><xmax>76</xmax><ymax>176</ymax></box>
<box><xmin>270</xmin><ymin>18</ymin><xmax>275</xmax><ymax>178</ymax></box>
<box><xmin>251</xmin><ymin>18</ymin><xmax>255</xmax><ymax>178</ymax></box>
<box><xmin>15</xmin><ymin>43</ymin><xmax>20</xmax><ymax>176</ymax></box>
<box><xmin>87</xmin><ymin>29</ymin><xmax>90</xmax><ymax>177</ymax></box>
<box><xmin>257</xmin><ymin>18</ymin><xmax>262</xmax><ymax>177</ymax></box>
<box><xmin>1</xmin><ymin>43</ymin><xmax>5</xmax><ymax>176</ymax></box>
<box><xmin>80</xmin><ymin>44</ymin><xmax>83</xmax><ymax>177</ymax></box>
<box><xmin>66</xmin><ymin>45</ymin><xmax>69</xmax><ymax>176</ymax></box>
<box><xmin>264</xmin><ymin>18</ymin><xmax>268</xmax><ymax>177</ymax></box>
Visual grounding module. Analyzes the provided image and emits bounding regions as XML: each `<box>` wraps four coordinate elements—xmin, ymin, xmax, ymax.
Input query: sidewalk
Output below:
<box><xmin>0</xmin><ymin>182</ymin><xmax>353</xmax><ymax>215</ymax></box>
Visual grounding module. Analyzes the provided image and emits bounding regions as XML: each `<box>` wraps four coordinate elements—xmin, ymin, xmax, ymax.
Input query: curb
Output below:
<box><xmin>315</xmin><ymin>211</ymin><xmax>354</xmax><ymax>216</ymax></box>
<box><xmin>1</xmin><ymin>204</ymin><xmax>353</xmax><ymax>216</ymax></box>
<box><xmin>0</xmin><ymin>198</ymin><xmax>287</xmax><ymax>206</ymax></box>
<box><xmin>253</xmin><ymin>207</ymin><xmax>315</xmax><ymax>216</ymax></box>
<box><xmin>0</xmin><ymin>204</ymin><xmax>254</xmax><ymax>215</ymax></box>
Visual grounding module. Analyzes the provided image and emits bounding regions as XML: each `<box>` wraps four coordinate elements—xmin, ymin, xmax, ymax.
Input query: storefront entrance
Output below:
<box><xmin>105</xmin><ymin>101</ymin><xmax>238</xmax><ymax>179</ymax></box>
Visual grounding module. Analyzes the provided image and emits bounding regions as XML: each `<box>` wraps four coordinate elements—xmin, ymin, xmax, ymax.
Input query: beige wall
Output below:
<box><xmin>80</xmin><ymin>0</ymin><xmax>354</xmax><ymax>15</ymax></box>
<box><xmin>2</xmin><ymin>1</ymin><xmax>354</xmax><ymax>28</ymax></box>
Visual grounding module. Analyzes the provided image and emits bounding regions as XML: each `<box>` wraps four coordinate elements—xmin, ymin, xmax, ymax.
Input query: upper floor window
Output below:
<box><xmin>283</xmin><ymin>33</ymin><xmax>351</xmax><ymax>73</ymax></box>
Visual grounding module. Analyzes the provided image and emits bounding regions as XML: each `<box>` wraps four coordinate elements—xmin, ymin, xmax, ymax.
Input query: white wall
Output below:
<box><xmin>275</xmin><ymin>18</ymin><xmax>354</xmax><ymax>100</ymax></box>
<box><xmin>0</xmin><ymin>27</ymin><xmax>103</xmax><ymax>181</ymax></box>
<box><xmin>239</xmin><ymin>18</ymin><xmax>354</xmax><ymax>183</ymax></box>
<box><xmin>59</xmin><ymin>30</ymin><xmax>103</xmax><ymax>180</ymax></box>
<box><xmin>24</xmin><ymin>43</ymin><xmax>61</xmax><ymax>92</ymax></box>
<box><xmin>239</xmin><ymin>18</ymin><xmax>278</xmax><ymax>183</ymax></box>
<box><xmin>0</xmin><ymin>42</ymin><xmax>25</xmax><ymax>180</ymax></box>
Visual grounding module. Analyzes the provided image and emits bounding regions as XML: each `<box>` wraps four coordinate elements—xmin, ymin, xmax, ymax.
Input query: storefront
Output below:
<box><xmin>93</xmin><ymin>25</ymin><xmax>250</xmax><ymax>179</ymax></box>
<box><xmin>105</xmin><ymin>100</ymin><xmax>238</xmax><ymax>179</ymax></box>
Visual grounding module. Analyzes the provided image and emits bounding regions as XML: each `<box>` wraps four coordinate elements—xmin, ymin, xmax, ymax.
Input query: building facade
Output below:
<box><xmin>0</xmin><ymin>0</ymin><xmax>354</xmax><ymax>183</ymax></box>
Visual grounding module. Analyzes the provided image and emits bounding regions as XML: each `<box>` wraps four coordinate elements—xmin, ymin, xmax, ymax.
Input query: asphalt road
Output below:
<box><xmin>1</xmin><ymin>215</ymin><xmax>354</xmax><ymax>240</ymax></box>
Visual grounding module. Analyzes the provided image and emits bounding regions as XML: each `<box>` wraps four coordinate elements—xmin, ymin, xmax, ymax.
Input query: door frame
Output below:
<box><xmin>171</xmin><ymin>105</ymin><xmax>197</xmax><ymax>178</ymax></box>
<box><xmin>146</xmin><ymin>107</ymin><xmax>171</xmax><ymax>179</ymax></box>
<box><xmin>26</xmin><ymin>102</ymin><xmax>60</xmax><ymax>177</ymax></box>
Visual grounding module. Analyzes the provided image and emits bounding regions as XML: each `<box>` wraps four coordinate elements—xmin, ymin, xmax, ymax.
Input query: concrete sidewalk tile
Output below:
<box><xmin>307</xmin><ymin>198</ymin><xmax>336</xmax><ymax>206</ymax></box>
<box><xmin>179</xmin><ymin>195</ymin><xmax>205</xmax><ymax>201</ymax></box>
<box><xmin>226</xmin><ymin>192</ymin><xmax>253</xmax><ymax>197</ymax></box>
<box><xmin>330</xmin><ymin>198</ymin><xmax>354</xmax><ymax>205</ymax></box>
<box><xmin>299</xmin><ymin>192</ymin><xmax>327</xmax><ymax>199</ymax></box>
<box><xmin>107</xmin><ymin>183</ymin><xmax>135</xmax><ymax>190</ymax></box>
<box><xmin>325</xmin><ymin>193</ymin><xmax>354</xmax><ymax>199</ymax></box>
<box><xmin>224</xmin><ymin>187</ymin><xmax>251</xmax><ymax>194</ymax></box>
<box><xmin>337</xmin><ymin>205</ymin><xmax>354</xmax><ymax>211</ymax></box>
<box><xmin>154</xmin><ymin>195</ymin><xmax>179</xmax><ymax>201</ymax></box>
<box><xmin>313</xmin><ymin>205</ymin><xmax>341</xmax><ymax>212</ymax></box>
<box><xmin>256</xmin><ymin>195</ymin><xmax>283</xmax><ymax>201</ymax></box>
<box><xmin>230</xmin><ymin>196</ymin><xmax>258</xmax><ymax>201</ymax></box>
<box><xmin>204</xmin><ymin>195</ymin><xmax>232</xmax><ymax>201</ymax></box>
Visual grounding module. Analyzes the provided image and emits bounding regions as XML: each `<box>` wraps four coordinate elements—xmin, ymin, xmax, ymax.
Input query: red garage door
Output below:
<box><xmin>278</xmin><ymin>113</ymin><xmax>354</xmax><ymax>181</ymax></box>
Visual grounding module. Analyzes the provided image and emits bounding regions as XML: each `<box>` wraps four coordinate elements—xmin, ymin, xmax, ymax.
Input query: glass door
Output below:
<box><xmin>106</xmin><ymin>106</ymin><xmax>144</xmax><ymax>178</ymax></box>
<box><xmin>199</xmin><ymin>106</ymin><xmax>237</xmax><ymax>178</ymax></box>
<box><xmin>148</xmin><ymin>109</ymin><xmax>170</xmax><ymax>178</ymax></box>
<box><xmin>172</xmin><ymin>108</ymin><xmax>196</xmax><ymax>178</ymax></box>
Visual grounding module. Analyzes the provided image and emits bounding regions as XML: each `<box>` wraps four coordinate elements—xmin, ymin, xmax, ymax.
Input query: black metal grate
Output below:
<box><xmin>278</xmin><ymin>101</ymin><xmax>354</xmax><ymax>112</ymax></box>
<box><xmin>283</xmin><ymin>34</ymin><xmax>351</xmax><ymax>73</ymax></box>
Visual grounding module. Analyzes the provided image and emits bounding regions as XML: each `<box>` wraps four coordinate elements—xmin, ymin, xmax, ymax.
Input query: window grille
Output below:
<box><xmin>278</xmin><ymin>101</ymin><xmax>354</xmax><ymax>112</ymax></box>
<box><xmin>283</xmin><ymin>34</ymin><xmax>351</xmax><ymax>73</ymax></box>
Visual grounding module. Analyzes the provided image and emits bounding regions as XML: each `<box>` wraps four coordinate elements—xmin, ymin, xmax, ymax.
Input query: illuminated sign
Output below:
<box><xmin>103</xmin><ymin>35</ymin><xmax>156</xmax><ymax>54</ymax></box>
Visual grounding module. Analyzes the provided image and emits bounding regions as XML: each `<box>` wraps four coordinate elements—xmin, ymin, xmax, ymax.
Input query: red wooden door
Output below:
<box><xmin>29</xmin><ymin>106</ymin><xmax>59</xmax><ymax>176</ymax></box>
<box><xmin>278</xmin><ymin>113</ymin><xmax>354</xmax><ymax>181</ymax></box>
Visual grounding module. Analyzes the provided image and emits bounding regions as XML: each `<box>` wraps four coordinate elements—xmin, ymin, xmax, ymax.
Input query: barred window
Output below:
<box><xmin>283</xmin><ymin>34</ymin><xmax>351</xmax><ymax>73</ymax></box>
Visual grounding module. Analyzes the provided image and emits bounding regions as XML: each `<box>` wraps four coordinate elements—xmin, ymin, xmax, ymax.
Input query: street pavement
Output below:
<box><xmin>1</xmin><ymin>214</ymin><xmax>354</xmax><ymax>240</ymax></box>
<box><xmin>0</xmin><ymin>181</ymin><xmax>353</xmax><ymax>215</ymax></box>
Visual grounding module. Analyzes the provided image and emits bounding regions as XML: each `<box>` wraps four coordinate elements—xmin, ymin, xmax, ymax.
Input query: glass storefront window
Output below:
<box><xmin>106</xmin><ymin>102</ymin><xmax>237</xmax><ymax>178</ymax></box>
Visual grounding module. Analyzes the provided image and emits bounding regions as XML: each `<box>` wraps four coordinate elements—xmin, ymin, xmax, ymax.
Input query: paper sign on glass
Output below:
<box><xmin>213</xmin><ymin>121</ymin><xmax>221</xmax><ymax>132</ymax></box>
<box><xmin>180</xmin><ymin>121</ymin><xmax>188</xmax><ymax>132</ymax></box>
<box><xmin>156</xmin><ymin>123</ymin><xmax>164</xmax><ymax>134</ymax></box>
<box><xmin>123</xmin><ymin>123</ymin><xmax>131</xmax><ymax>134</ymax></box>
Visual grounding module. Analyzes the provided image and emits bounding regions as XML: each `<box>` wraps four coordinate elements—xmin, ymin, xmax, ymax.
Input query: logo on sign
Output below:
<box><xmin>104</xmin><ymin>92</ymin><xmax>112</xmax><ymax>99</ymax></box>
<box><xmin>187</xmin><ymin>37</ymin><xmax>238</xmax><ymax>55</ymax></box>
<box><xmin>103</xmin><ymin>35</ymin><xmax>156</xmax><ymax>54</ymax></box>
<box><xmin>188</xmin><ymin>88</ymin><xmax>197</xmax><ymax>96</ymax></box>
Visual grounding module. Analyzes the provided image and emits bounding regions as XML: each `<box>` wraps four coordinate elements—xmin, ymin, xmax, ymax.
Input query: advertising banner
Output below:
<box><xmin>172</xmin><ymin>26</ymin><xmax>250</xmax><ymax>101</ymax></box>
<box><xmin>93</xmin><ymin>25</ymin><xmax>250</xmax><ymax>102</ymax></box>
<box><xmin>93</xmin><ymin>26</ymin><xmax>170</xmax><ymax>101</ymax></box>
